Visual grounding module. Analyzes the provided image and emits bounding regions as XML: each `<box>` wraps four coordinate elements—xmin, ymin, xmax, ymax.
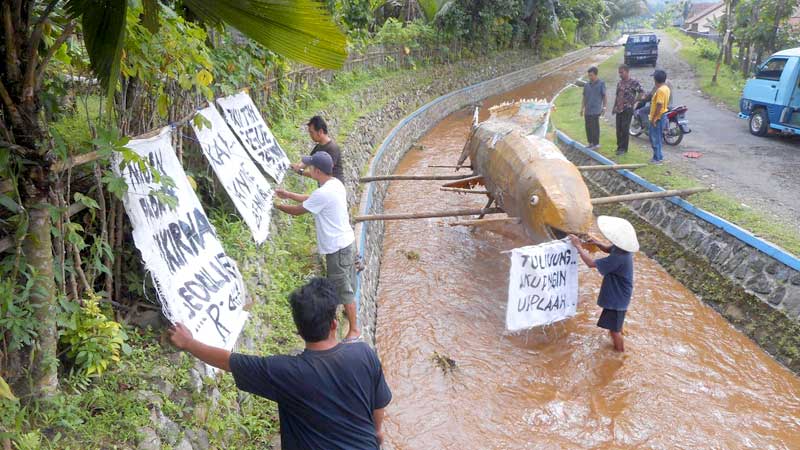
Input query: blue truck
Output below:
<box><xmin>624</xmin><ymin>34</ymin><xmax>659</xmax><ymax>67</ymax></box>
<box><xmin>739</xmin><ymin>48</ymin><xmax>800</xmax><ymax>136</ymax></box>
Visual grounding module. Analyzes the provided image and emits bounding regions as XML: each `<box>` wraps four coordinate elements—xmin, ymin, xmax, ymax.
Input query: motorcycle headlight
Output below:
<box><xmin>652</xmin><ymin>49</ymin><xmax>658</xmax><ymax>55</ymax></box>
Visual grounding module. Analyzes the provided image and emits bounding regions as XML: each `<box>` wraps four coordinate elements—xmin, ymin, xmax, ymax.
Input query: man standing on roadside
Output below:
<box><xmin>291</xmin><ymin>116</ymin><xmax>345</xmax><ymax>183</ymax></box>
<box><xmin>648</xmin><ymin>70</ymin><xmax>670</xmax><ymax>164</ymax></box>
<box><xmin>612</xmin><ymin>64</ymin><xmax>643</xmax><ymax>155</ymax></box>
<box><xmin>581</xmin><ymin>66</ymin><xmax>606</xmax><ymax>150</ymax></box>
<box><xmin>274</xmin><ymin>152</ymin><xmax>361</xmax><ymax>342</ymax></box>
<box><xmin>168</xmin><ymin>277</ymin><xmax>392</xmax><ymax>449</ymax></box>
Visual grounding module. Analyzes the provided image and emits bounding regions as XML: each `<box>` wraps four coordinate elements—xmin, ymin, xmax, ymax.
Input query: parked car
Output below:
<box><xmin>624</xmin><ymin>34</ymin><xmax>659</xmax><ymax>67</ymax></box>
<box><xmin>739</xmin><ymin>47</ymin><xmax>800</xmax><ymax>136</ymax></box>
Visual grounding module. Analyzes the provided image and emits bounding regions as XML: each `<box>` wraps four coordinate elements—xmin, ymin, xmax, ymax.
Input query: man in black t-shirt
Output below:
<box><xmin>168</xmin><ymin>278</ymin><xmax>392</xmax><ymax>449</ymax></box>
<box><xmin>291</xmin><ymin>116</ymin><xmax>344</xmax><ymax>183</ymax></box>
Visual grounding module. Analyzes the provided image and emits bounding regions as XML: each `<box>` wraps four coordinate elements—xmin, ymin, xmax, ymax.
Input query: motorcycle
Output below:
<box><xmin>629</xmin><ymin>100</ymin><xmax>691</xmax><ymax>146</ymax></box>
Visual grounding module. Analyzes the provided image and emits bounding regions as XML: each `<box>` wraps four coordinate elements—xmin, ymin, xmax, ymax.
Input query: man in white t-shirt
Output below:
<box><xmin>274</xmin><ymin>152</ymin><xmax>360</xmax><ymax>341</ymax></box>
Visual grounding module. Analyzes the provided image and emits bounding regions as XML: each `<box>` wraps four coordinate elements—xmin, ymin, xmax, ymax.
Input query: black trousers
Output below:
<box><xmin>584</xmin><ymin>114</ymin><xmax>600</xmax><ymax>146</ymax></box>
<box><xmin>615</xmin><ymin>109</ymin><xmax>633</xmax><ymax>152</ymax></box>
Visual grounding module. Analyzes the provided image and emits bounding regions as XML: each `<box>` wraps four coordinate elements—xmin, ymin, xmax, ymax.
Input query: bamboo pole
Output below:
<box><xmin>354</xmin><ymin>207</ymin><xmax>503</xmax><ymax>222</ymax></box>
<box><xmin>440</xmin><ymin>187</ymin><xmax>490</xmax><ymax>194</ymax></box>
<box><xmin>449</xmin><ymin>217</ymin><xmax>520</xmax><ymax>226</ymax></box>
<box><xmin>359</xmin><ymin>173</ymin><xmax>476</xmax><ymax>182</ymax></box>
<box><xmin>590</xmin><ymin>187</ymin><xmax>710</xmax><ymax>205</ymax></box>
<box><xmin>427</xmin><ymin>164</ymin><xmax>471</xmax><ymax>169</ymax></box>
<box><xmin>577</xmin><ymin>163</ymin><xmax>647</xmax><ymax>171</ymax></box>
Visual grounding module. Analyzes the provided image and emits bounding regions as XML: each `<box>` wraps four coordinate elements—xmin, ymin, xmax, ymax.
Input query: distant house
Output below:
<box><xmin>683</xmin><ymin>2</ymin><xmax>724</xmax><ymax>33</ymax></box>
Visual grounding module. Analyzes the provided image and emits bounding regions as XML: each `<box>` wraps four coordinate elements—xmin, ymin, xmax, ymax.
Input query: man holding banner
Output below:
<box><xmin>168</xmin><ymin>278</ymin><xmax>391</xmax><ymax>449</ymax></box>
<box><xmin>569</xmin><ymin>216</ymin><xmax>638</xmax><ymax>352</ymax></box>
<box><xmin>274</xmin><ymin>152</ymin><xmax>360</xmax><ymax>342</ymax></box>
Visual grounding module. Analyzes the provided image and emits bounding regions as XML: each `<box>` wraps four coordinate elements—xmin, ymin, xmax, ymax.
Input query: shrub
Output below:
<box><xmin>693</xmin><ymin>38</ymin><xmax>719</xmax><ymax>61</ymax></box>
<box><xmin>59</xmin><ymin>294</ymin><xmax>130</xmax><ymax>377</ymax></box>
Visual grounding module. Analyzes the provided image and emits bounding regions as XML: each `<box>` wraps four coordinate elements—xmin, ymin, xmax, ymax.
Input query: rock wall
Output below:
<box><xmin>353</xmin><ymin>47</ymin><xmax>597</xmax><ymax>345</ymax></box>
<box><xmin>555</xmin><ymin>132</ymin><xmax>800</xmax><ymax>372</ymax></box>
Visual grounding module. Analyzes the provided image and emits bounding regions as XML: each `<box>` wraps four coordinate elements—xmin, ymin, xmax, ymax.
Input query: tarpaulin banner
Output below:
<box><xmin>216</xmin><ymin>91</ymin><xmax>290</xmax><ymax>183</ymax></box>
<box><xmin>192</xmin><ymin>105</ymin><xmax>273</xmax><ymax>243</ymax></box>
<box><xmin>117</xmin><ymin>127</ymin><xmax>248</xmax><ymax>350</ymax></box>
<box><xmin>506</xmin><ymin>238</ymin><xmax>579</xmax><ymax>332</ymax></box>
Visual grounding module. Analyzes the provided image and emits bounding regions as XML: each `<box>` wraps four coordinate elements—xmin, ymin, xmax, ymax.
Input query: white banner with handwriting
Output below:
<box><xmin>117</xmin><ymin>128</ymin><xmax>248</xmax><ymax>350</ymax></box>
<box><xmin>506</xmin><ymin>239</ymin><xmax>579</xmax><ymax>332</ymax></box>
<box><xmin>216</xmin><ymin>91</ymin><xmax>290</xmax><ymax>183</ymax></box>
<box><xmin>192</xmin><ymin>106</ymin><xmax>273</xmax><ymax>243</ymax></box>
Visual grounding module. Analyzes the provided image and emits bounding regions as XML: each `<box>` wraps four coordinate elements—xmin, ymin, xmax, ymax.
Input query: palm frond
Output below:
<box><xmin>65</xmin><ymin>0</ymin><xmax>127</xmax><ymax>97</ymax></box>
<box><xmin>417</xmin><ymin>0</ymin><xmax>440</xmax><ymax>21</ymax></box>
<box><xmin>184</xmin><ymin>0</ymin><xmax>348</xmax><ymax>69</ymax></box>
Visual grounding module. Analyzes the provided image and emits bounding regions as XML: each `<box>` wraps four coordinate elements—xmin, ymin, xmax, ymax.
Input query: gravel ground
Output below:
<box><xmin>603</xmin><ymin>31</ymin><xmax>800</xmax><ymax>232</ymax></box>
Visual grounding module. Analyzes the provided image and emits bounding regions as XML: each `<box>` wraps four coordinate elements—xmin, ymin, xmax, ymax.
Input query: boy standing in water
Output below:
<box><xmin>568</xmin><ymin>216</ymin><xmax>638</xmax><ymax>352</ymax></box>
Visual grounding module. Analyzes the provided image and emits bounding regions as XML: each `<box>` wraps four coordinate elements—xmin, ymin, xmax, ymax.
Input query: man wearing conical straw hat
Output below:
<box><xmin>569</xmin><ymin>216</ymin><xmax>638</xmax><ymax>352</ymax></box>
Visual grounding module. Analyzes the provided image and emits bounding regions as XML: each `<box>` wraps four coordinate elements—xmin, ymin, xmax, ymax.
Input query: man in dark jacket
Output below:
<box><xmin>291</xmin><ymin>116</ymin><xmax>344</xmax><ymax>183</ymax></box>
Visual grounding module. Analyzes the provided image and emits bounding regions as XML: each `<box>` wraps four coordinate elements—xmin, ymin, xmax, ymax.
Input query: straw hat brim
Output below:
<box><xmin>597</xmin><ymin>216</ymin><xmax>639</xmax><ymax>252</ymax></box>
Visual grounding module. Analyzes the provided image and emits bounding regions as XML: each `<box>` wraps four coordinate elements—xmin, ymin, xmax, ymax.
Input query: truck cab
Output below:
<box><xmin>624</xmin><ymin>34</ymin><xmax>659</xmax><ymax>67</ymax></box>
<box><xmin>739</xmin><ymin>48</ymin><xmax>800</xmax><ymax>136</ymax></box>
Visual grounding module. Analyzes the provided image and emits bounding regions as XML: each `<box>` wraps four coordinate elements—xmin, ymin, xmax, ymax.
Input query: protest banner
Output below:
<box><xmin>192</xmin><ymin>105</ymin><xmax>273</xmax><ymax>243</ymax></box>
<box><xmin>506</xmin><ymin>238</ymin><xmax>579</xmax><ymax>332</ymax></box>
<box><xmin>117</xmin><ymin>127</ymin><xmax>248</xmax><ymax>350</ymax></box>
<box><xmin>216</xmin><ymin>91</ymin><xmax>290</xmax><ymax>183</ymax></box>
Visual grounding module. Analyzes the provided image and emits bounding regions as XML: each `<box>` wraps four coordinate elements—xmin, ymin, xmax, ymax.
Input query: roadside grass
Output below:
<box><xmin>665</xmin><ymin>28</ymin><xmax>747</xmax><ymax>111</ymax></box>
<box><xmin>552</xmin><ymin>50</ymin><xmax>800</xmax><ymax>256</ymax></box>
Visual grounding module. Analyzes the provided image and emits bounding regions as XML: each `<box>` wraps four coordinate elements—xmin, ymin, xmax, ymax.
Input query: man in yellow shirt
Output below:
<box><xmin>648</xmin><ymin>70</ymin><xmax>670</xmax><ymax>164</ymax></box>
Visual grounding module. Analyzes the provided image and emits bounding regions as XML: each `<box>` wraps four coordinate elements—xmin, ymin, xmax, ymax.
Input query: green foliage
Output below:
<box><xmin>375</xmin><ymin>19</ymin><xmax>437</xmax><ymax>49</ymax></box>
<box><xmin>58</xmin><ymin>294</ymin><xmax>130</xmax><ymax>377</ymax></box>
<box><xmin>0</xmin><ymin>269</ymin><xmax>38</xmax><ymax>353</ymax></box>
<box><xmin>692</xmin><ymin>38</ymin><xmax>719</xmax><ymax>61</ymax></box>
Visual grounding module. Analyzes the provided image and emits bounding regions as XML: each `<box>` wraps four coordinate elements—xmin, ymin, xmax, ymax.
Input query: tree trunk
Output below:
<box><xmin>19</xmin><ymin>197</ymin><xmax>58</xmax><ymax>398</ymax></box>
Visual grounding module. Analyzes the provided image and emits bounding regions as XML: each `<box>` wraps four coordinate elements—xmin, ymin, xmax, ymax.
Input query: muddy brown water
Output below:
<box><xmin>374</xmin><ymin>53</ymin><xmax>800</xmax><ymax>449</ymax></box>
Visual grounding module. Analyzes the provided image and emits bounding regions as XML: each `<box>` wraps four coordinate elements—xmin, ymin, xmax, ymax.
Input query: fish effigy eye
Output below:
<box><xmin>530</xmin><ymin>195</ymin><xmax>540</xmax><ymax>206</ymax></box>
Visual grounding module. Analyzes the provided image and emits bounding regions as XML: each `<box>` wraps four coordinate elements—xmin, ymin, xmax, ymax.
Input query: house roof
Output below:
<box><xmin>685</xmin><ymin>2</ymin><xmax>723</xmax><ymax>24</ymax></box>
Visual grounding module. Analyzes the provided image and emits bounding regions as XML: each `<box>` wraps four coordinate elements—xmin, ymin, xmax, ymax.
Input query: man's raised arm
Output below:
<box><xmin>169</xmin><ymin>323</ymin><xmax>231</xmax><ymax>372</ymax></box>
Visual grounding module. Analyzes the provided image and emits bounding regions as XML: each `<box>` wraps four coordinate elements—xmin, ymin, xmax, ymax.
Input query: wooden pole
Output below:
<box><xmin>359</xmin><ymin>173</ymin><xmax>476</xmax><ymax>182</ymax></box>
<box><xmin>591</xmin><ymin>187</ymin><xmax>710</xmax><ymax>205</ymax></box>
<box><xmin>577</xmin><ymin>163</ymin><xmax>647</xmax><ymax>171</ymax></box>
<box><xmin>354</xmin><ymin>207</ymin><xmax>503</xmax><ymax>222</ymax></box>
<box><xmin>440</xmin><ymin>187</ymin><xmax>490</xmax><ymax>194</ymax></box>
<box><xmin>449</xmin><ymin>217</ymin><xmax>521</xmax><ymax>226</ymax></box>
<box><xmin>427</xmin><ymin>164</ymin><xmax>471</xmax><ymax>169</ymax></box>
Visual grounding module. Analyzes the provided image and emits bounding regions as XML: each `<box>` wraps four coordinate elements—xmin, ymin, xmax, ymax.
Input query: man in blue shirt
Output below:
<box><xmin>168</xmin><ymin>277</ymin><xmax>392</xmax><ymax>449</ymax></box>
<box><xmin>569</xmin><ymin>216</ymin><xmax>638</xmax><ymax>352</ymax></box>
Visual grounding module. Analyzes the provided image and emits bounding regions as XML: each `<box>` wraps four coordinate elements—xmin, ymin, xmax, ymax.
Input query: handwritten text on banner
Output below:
<box><xmin>506</xmin><ymin>239</ymin><xmax>579</xmax><ymax>332</ymax></box>
<box><xmin>216</xmin><ymin>91</ymin><xmax>290</xmax><ymax>183</ymax></box>
<box><xmin>192</xmin><ymin>106</ymin><xmax>273</xmax><ymax>243</ymax></box>
<box><xmin>117</xmin><ymin>128</ymin><xmax>248</xmax><ymax>350</ymax></box>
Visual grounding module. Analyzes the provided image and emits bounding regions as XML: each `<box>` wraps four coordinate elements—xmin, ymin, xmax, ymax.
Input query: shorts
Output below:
<box><xmin>325</xmin><ymin>243</ymin><xmax>356</xmax><ymax>305</ymax></box>
<box><xmin>597</xmin><ymin>308</ymin><xmax>626</xmax><ymax>332</ymax></box>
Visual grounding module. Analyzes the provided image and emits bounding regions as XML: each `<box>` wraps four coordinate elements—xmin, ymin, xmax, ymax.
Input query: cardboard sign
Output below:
<box><xmin>117</xmin><ymin>128</ymin><xmax>248</xmax><ymax>350</ymax></box>
<box><xmin>192</xmin><ymin>106</ymin><xmax>274</xmax><ymax>243</ymax></box>
<box><xmin>506</xmin><ymin>239</ymin><xmax>579</xmax><ymax>332</ymax></box>
<box><xmin>216</xmin><ymin>92</ymin><xmax>290</xmax><ymax>183</ymax></box>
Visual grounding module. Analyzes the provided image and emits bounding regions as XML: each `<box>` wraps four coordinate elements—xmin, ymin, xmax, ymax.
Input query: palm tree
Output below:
<box><xmin>1</xmin><ymin>0</ymin><xmax>346</xmax><ymax>399</ymax></box>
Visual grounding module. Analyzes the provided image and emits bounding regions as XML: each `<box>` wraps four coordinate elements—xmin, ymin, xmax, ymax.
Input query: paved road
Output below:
<box><xmin>603</xmin><ymin>31</ymin><xmax>800</xmax><ymax>232</ymax></box>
